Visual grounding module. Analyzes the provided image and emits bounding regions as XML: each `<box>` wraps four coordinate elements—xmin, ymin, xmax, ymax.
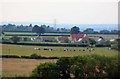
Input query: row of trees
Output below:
<box><xmin>1</xmin><ymin>24</ymin><xmax>69</xmax><ymax>33</ymax></box>
<box><xmin>1</xmin><ymin>24</ymin><xmax>119</xmax><ymax>34</ymax></box>
<box><xmin>70</xmin><ymin>26</ymin><xmax>119</xmax><ymax>34</ymax></box>
<box><xmin>31</xmin><ymin>55</ymin><xmax>119</xmax><ymax>79</ymax></box>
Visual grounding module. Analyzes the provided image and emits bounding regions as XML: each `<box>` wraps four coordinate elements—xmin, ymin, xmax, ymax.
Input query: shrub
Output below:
<box><xmin>10</xmin><ymin>36</ymin><xmax>21</xmax><ymax>43</ymax></box>
<box><xmin>30</xmin><ymin>53</ymin><xmax>41</xmax><ymax>59</ymax></box>
<box><xmin>31</xmin><ymin>63</ymin><xmax>60</xmax><ymax>79</ymax></box>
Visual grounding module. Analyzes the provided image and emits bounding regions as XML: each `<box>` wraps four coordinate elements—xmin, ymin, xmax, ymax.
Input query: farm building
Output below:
<box><xmin>31</xmin><ymin>37</ymin><xmax>42</xmax><ymax>42</ymax></box>
<box><xmin>78</xmin><ymin>38</ymin><xmax>90</xmax><ymax>44</ymax></box>
<box><xmin>97</xmin><ymin>37</ymin><xmax>105</xmax><ymax>44</ymax></box>
<box><xmin>70</xmin><ymin>34</ymin><xmax>88</xmax><ymax>43</ymax></box>
<box><xmin>110</xmin><ymin>39</ymin><xmax>115</xmax><ymax>42</ymax></box>
<box><xmin>57</xmin><ymin>36</ymin><xmax>69</xmax><ymax>43</ymax></box>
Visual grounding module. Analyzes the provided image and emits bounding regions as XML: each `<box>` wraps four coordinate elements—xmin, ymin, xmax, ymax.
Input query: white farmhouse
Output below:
<box><xmin>97</xmin><ymin>37</ymin><xmax>105</xmax><ymax>45</ymax></box>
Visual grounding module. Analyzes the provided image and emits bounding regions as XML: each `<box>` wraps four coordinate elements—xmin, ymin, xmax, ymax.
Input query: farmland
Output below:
<box><xmin>2</xmin><ymin>44</ymin><xmax>118</xmax><ymax>57</ymax></box>
<box><xmin>2</xmin><ymin>58</ymin><xmax>57</xmax><ymax>77</ymax></box>
<box><xmin>1</xmin><ymin>32</ymin><xmax>118</xmax><ymax>40</ymax></box>
<box><xmin>1</xmin><ymin>43</ymin><xmax>118</xmax><ymax>77</ymax></box>
<box><xmin>1</xmin><ymin>32</ymin><xmax>119</xmax><ymax>77</ymax></box>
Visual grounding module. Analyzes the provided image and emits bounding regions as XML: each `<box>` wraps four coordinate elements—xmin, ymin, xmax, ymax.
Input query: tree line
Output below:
<box><xmin>0</xmin><ymin>24</ymin><xmax>119</xmax><ymax>35</ymax></box>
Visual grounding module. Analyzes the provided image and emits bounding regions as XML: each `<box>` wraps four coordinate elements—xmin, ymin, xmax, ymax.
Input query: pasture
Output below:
<box><xmin>89</xmin><ymin>34</ymin><xmax>118</xmax><ymax>40</ymax></box>
<box><xmin>2</xmin><ymin>44</ymin><xmax>118</xmax><ymax>57</ymax></box>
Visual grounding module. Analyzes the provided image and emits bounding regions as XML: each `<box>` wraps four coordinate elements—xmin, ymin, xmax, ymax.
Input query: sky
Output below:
<box><xmin>0</xmin><ymin>0</ymin><xmax>119</xmax><ymax>24</ymax></box>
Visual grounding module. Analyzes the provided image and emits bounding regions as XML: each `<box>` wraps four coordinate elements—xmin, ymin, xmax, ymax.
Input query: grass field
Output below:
<box><xmin>2</xmin><ymin>44</ymin><xmax>118</xmax><ymax>57</ymax></box>
<box><xmin>88</xmin><ymin>34</ymin><xmax>118</xmax><ymax>40</ymax></box>
<box><xmin>2</xmin><ymin>58</ymin><xmax>57</xmax><ymax>77</ymax></box>
<box><xmin>1</xmin><ymin>44</ymin><xmax>118</xmax><ymax>77</ymax></box>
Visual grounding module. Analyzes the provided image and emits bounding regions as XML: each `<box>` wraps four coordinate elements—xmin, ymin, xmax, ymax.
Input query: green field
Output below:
<box><xmin>2</xmin><ymin>44</ymin><xmax>118</xmax><ymax>57</ymax></box>
<box><xmin>89</xmin><ymin>34</ymin><xmax>118</xmax><ymax>40</ymax></box>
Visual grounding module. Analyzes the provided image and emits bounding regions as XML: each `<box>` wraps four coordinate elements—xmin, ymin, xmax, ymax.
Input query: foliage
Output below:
<box><xmin>110</xmin><ymin>39</ymin><xmax>119</xmax><ymax>51</ymax></box>
<box><xmin>31</xmin><ymin>55</ymin><xmax>119</xmax><ymax>79</ymax></box>
<box><xmin>64</xmin><ymin>38</ymin><xmax>70</xmax><ymax>43</ymax></box>
<box><xmin>30</xmin><ymin>53</ymin><xmax>41</xmax><ymax>59</ymax></box>
<box><xmin>31</xmin><ymin>63</ymin><xmax>60</xmax><ymax>79</ymax></box>
<box><xmin>70</xmin><ymin>26</ymin><xmax>80</xmax><ymax>34</ymax></box>
<box><xmin>23</xmin><ymin>37</ymin><xmax>28</xmax><ymax>41</ymax></box>
<box><xmin>32</xmin><ymin>25</ymin><xmax>45</xmax><ymax>36</ymax></box>
<box><xmin>1</xmin><ymin>54</ymin><xmax>59</xmax><ymax>59</ymax></box>
<box><xmin>10</xmin><ymin>36</ymin><xmax>21</xmax><ymax>43</ymax></box>
<box><xmin>88</xmin><ymin>38</ymin><xmax>96</xmax><ymax>45</ymax></box>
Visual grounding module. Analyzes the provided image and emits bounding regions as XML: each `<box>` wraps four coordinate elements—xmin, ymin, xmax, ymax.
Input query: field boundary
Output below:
<box><xmin>1</xmin><ymin>42</ymin><xmax>111</xmax><ymax>47</ymax></box>
<box><xmin>0</xmin><ymin>55</ymin><xmax>59</xmax><ymax>59</ymax></box>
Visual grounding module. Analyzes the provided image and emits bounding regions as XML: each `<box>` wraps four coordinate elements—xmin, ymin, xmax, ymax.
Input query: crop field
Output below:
<box><xmin>2</xmin><ymin>58</ymin><xmax>57</xmax><ymax>77</ymax></box>
<box><xmin>2</xmin><ymin>44</ymin><xmax>118</xmax><ymax>57</ymax></box>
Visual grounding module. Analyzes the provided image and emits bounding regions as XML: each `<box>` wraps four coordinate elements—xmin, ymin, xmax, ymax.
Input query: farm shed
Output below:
<box><xmin>97</xmin><ymin>37</ymin><xmax>105</xmax><ymax>45</ymax></box>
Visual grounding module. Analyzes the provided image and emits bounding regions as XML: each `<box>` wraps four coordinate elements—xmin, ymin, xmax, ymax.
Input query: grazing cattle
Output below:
<box><xmin>44</xmin><ymin>48</ymin><xmax>49</xmax><ymax>50</ymax></box>
<box><xmin>73</xmin><ymin>50</ymin><xmax>76</xmax><ymax>51</ymax></box>
<box><xmin>79</xmin><ymin>50</ymin><xmax>81</xmax><ymax>51</ymax></box>
<box><xmin>49</xmin><ymin>49</ymin><xmax>53</xmax><ymax>51</ymax></box>
<box><xmin>66</xmin><ymin>49</ymin><xmax>68</xmax><ymax>51</ymax></box>
<box><xmin>83</xmin><ymin>49</ymin><xmax>85</xmax><ymax>51</ymax></box>
<box><xmin>34</xmin><ymin>48</ymin><xmax>40</xmax><ymax>50</ymax></box>
<box><xmin>86</xmin><ymin>48</ymin><xmax>89</xmax><ymax>49</ymax></box>
<box><xmin>64</xmin><ymin>49</ymin><xmax>67</xmax><ymax>52</ymax></box>
<box><xmin>89</xmin><ymin>50</ymin><xmax>91</xmax><ymax>52</ymax></box>
<box><xmin>64</xmin><ymin>48</ymin><xmax>68</xmax><ymax>52</ymax></box>
<box><xmin>108</xmin><ymin>48</ymin><xmax>111</xmax><ymax>50</ymax></box>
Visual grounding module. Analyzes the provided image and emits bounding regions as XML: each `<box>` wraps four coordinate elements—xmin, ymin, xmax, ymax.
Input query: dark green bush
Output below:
<box><xmin>31</xmin><ymin>63</ymin><xmax>60</xmax><ymax>79</ymax></box>
<box><xmin>30</xmin><ymin>53</ymin><xmax>41</xmax><ymax>59</ymax></box>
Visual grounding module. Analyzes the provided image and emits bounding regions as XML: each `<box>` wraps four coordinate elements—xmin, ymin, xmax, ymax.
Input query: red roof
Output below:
<box><xmin>71</xmin><ymin>34</ymin><xmax>88</xmax><ymax>40</ymax></box>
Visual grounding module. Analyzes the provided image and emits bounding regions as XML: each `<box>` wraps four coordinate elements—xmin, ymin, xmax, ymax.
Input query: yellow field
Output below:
<box><xmin>2</xmin><ymin>58</ymin><xmax>57</xmax><ymax>77</ymax></box>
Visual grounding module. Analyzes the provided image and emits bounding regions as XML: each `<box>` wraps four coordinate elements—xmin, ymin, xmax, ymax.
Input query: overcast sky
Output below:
<box><xmin>0</xmin><ymin>0</ymin><xmax>118</xmax><ymax>24</ymax></box>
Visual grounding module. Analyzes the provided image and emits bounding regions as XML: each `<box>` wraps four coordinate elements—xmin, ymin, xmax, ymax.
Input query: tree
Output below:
<box><xmin>32</xmin><ymin>25</ymin><xmax>45</xmax><ymax>36</ymax></box>
<box><xmin>29</xmin><ymin>24</ymin><xmax>32</xmax><ymax>27</ymax></box>
<box><xmin>70</xmin><ymin>26</ymin><xmax>80</xmax><ymax>34</ymax></box>
<box><xmin>83</xmin><ymin>28</ymin><xmax>94</xmax><ymax>34</ymax></box>
<box><xmin>88</xmin><ymin>38</ymin><xmax>96</xmax><ymax>46</ymax></box>
<box><xmin>31</xmin><ymin>55</ymin><xmax>119</xmax><ymax>79</ymax></box>
<box><xmin>31</xmin><ymin>63</ymin><xmax>60</xmax><ymax>79</ymax></box>
<box><xmin>10</xmin><ymin>36</ymin><xmax>21</xmax><ymax>43</ymax></box>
